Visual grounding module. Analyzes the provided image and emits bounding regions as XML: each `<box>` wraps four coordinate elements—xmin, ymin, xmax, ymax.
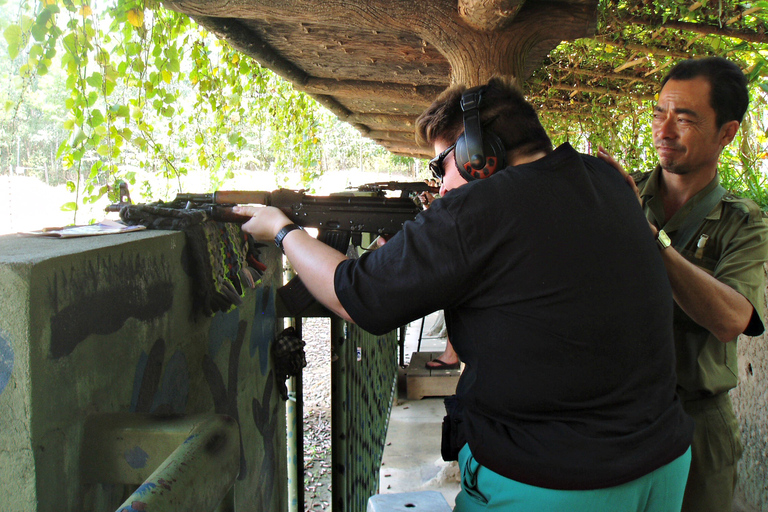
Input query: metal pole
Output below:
<box><xmin>287</xmin><ymin>318</ymin><xmax>305</xmax><ymax>512</ymax></box>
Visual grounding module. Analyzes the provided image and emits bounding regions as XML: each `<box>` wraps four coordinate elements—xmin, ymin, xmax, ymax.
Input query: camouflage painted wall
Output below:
<box><xmin>0</xmin><ymin>230</ymin><xmax>289</xmax><ymax>512</ymax></box>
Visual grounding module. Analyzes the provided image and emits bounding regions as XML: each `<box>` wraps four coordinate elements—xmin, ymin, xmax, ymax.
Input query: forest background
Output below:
<box><xmin>1</xmin><ymin>0</ymin><xmax>767</xmax><ymax>235</ymax></box>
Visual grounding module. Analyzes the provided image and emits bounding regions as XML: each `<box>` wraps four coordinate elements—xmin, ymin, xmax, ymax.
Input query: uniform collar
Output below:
<box><xmin>641</xmin><ymin>166</ymin><xmax>722</xmax><ymax>233</ymax></box>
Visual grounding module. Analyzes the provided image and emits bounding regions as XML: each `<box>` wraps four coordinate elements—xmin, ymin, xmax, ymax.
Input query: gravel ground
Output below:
<box><xmin>301</xmin><ymin>317</ymin><xmax>333</xmax><ymax>510</ymax></box>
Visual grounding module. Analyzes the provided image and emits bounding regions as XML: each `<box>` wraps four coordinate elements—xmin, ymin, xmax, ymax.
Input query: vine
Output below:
<box><xmin>4</xmin><ymin>0</ymin><xmax>768</xmax><ymax>215</ymax></box>
<box><xmin>3</xmin><ymin>0</ymin><xmax>325</xmax><ymax>222</ymax></box>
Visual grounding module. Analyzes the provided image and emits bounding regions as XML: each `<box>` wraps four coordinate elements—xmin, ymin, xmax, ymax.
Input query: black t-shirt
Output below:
<box><xmin>335</xmin><ymin>143</ymin><xmax>693</xmax><ymax>490</ymax></box>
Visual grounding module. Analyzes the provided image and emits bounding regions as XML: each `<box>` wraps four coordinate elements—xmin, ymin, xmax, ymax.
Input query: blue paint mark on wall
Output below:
<box><xmin>0</xmin><ymin>330</ymin><xmax>14</xmax><ymax>397</ymax></box>
<box><xmin>130</xmin><ymin>351</ymin><xmax>149</xmax><ymax>412</ymax></box>
<box><xmin>124</xmin><ymin>445</ymin><xmax>149</xmax><ymax>469</ymax></box>
<box><xmin>209</xmin><ymin>309</ymin><xmax>241</xmax><ymax>359</ymax></box>
<box><xmin>250</xmin><ymin>286</ymin><xmax>275</xmax><ymax>375</ymax></box>
<box><xmin>151</xmin><ymin>350</ymin><xmax>189</xmax><ymax>415</ymax></box>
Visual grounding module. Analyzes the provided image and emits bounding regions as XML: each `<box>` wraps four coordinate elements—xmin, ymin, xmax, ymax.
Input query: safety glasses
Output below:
<box><xmin>429</xmin><ymin>143</ymin><xmax>456</xmax><ymax>181</ymax></box>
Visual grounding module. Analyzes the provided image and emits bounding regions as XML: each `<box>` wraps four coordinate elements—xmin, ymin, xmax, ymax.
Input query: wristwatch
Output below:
<box><xmin>274</xmin><ymin>224</ymin><xmax>303</xmax><ymax>253</ymax></box>
<box><xmin>656</xmin><ymin>229</ymin><xmax>671</xmax><ymax>251</ymax></box>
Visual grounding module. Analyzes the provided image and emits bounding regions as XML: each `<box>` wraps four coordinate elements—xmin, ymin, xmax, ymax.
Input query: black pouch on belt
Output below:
<box><xmin>441</xmin><ymin>394</ymin><xmax>466</xmax><ymax>461</ymax></box>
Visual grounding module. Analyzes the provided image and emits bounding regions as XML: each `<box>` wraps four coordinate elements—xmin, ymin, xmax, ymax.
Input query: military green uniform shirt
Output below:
<box><xmin>636</xmin><ymin>167</ymin><xmax>768</xmax><ymax>400</ymax></box>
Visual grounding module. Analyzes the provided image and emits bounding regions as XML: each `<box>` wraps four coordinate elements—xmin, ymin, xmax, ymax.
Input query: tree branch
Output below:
<box><xmin>619</xmin><ymin>13</ymin><xmax>768</xmax><ymax>44</ymax></box>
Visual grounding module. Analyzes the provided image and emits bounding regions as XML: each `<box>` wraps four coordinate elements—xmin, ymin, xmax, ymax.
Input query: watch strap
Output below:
<box><xmin>274</xmin><ymin>224</ymin><xmax>302</xmax><ymax>253</ymax></box>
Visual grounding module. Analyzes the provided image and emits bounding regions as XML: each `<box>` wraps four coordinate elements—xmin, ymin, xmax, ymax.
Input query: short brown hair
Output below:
<box><xmin>416</xmin><ymin>76</ymin><xmax>552</xmax><ymax>158</ymax></box>
<box><xmin>662</xmin><ymin>57</ymin><xmax>748</xmax><ymax>128</ymax></box>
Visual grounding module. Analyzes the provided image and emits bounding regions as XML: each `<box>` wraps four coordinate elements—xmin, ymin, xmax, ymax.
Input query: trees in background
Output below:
<box><xmin>2</xmin><ymin>0</ymin><xmax>767</xmax><ymax>226</ymax></box>
<box><xmin>1</xmin><ymin>0</ymin><xmax>416</xmax><ymax>223</ymax></box>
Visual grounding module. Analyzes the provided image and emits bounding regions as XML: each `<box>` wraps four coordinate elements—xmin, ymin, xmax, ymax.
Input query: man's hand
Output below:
<box><xmin>596</xmin><ymin>146</ymin><xmax>641</xmax><ymax>205</ymax></box>
<box><xmin>233</xmin><ymin>205</ymin><xmax>292</xmax><ymax>241</ymax></box>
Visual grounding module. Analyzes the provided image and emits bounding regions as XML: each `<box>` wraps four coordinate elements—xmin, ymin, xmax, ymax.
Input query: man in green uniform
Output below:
<box><xmin>603</xmin><ymin>56</ymin><xmax>768</xmax><ymax>512</ymax></box>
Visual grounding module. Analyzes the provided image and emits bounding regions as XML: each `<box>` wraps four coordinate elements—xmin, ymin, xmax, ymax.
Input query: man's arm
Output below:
<box><xmin>658</xmin><ymin>240</ymin><xmax>754</xmax><ymax>342</ymax></box>
<box><xmin>597</xmin><ymin>147</ymin><xmax>756</xmax><ymax>342</ymax></box>
<box><xmin>235</xmin><ymin>205</ymin><xmax>353</xmax><ymax>322</ymax></box>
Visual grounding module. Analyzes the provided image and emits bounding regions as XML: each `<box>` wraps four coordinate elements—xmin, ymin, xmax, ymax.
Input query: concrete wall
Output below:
<box><xmin>734</xmin><ymin>263</ymin><xmax>768</xmax><ymax>512</ymax></box>
<box><xmin>0</xmin><ymin>230</ymin><xmax>288</xmax><ymax>511</ymax></box>
<box><xmin>1</xmin><ymin>230</ymin><xmax>767</xmax><ymax>511</ymax></box>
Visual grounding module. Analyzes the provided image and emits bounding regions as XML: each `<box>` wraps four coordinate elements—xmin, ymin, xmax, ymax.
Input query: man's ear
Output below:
<box><xmin>720</xmin><ymin>120</ymin><xmax>740</xmax><ymax>146</ymax></box>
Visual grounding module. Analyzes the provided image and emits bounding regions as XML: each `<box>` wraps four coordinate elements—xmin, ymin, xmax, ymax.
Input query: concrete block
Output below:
<box><xmin>367</xmin><ymin>490</ymin><xmax>452</xmax><ymax>512</ymax></box>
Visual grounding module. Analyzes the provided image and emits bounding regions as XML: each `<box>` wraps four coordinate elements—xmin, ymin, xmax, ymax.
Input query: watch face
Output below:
<box><xmin>657</xmin><ymin>230</ymin><xmax>671</xmax><ymax>249</ymax></box>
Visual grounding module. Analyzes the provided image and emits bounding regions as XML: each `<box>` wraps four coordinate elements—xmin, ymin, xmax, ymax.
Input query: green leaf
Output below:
<box><xmin>131</xmin><ymin>58</ymin><xmax>144</xmax><ymax>73</ymax></box>
<box><xmin>30</xmin><ymin>23</ymin><xmax>47</xmax><ymax>42</ymax></box>
<box><xmin>4</xmin><ymin>25</ymin><xmax>21</xmax><ymax>59</ymax></box>
<box><xmin>61</xmin><ymin>202</ymin><xmax>78</xmax><ymax>212</ymax></box>
<box><xmin>167</xmin><ymin>57</ymin><xmax>181</xmax><ymax>73</ymax></box>
<box><xmin>71</xmin><ymin>129</ymin><xmax>87</xmax><ymax>147</ymax></box>
<box><xmin>90</xmin><ymin>109</ymin><xmax>104</xmax><ymax>126</ymax></box>
<box><xmin>86</xmin><ymin>72</ymin><xmax>102</xmax><ymax>89</ymax></box>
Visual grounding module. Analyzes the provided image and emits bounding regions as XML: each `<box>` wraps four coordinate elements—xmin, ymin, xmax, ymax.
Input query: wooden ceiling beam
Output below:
<box><xmin>377</xmin><ymin>140</ymin><xmax>430</xmax><ymax>158</ymax></box>
<box><xmin>297</xmin><ymin>78</ymin><xmax>443</xmax><ymax>106</ymax></box>
<box><xmin>350</xmin><ymin>113</ymin><xmax>419</xmax><ymax>131</ymax></box>
<box><xmin>367</xmin><ymin>130</ymin><xmax>417</xmax><ymax>143</ymax></box>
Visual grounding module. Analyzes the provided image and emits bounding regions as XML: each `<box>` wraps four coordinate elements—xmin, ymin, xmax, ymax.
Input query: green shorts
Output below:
<box><xmin>455</xmin><ymin>444</ymin><xmax>692</xmax><ymax>512</ymax></box>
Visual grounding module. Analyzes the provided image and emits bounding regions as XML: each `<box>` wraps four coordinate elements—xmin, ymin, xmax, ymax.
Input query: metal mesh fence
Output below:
<box><xmin>330</xmin><ymin>318</ymin><xmax>399</xmax><ymax>512</ymax></box>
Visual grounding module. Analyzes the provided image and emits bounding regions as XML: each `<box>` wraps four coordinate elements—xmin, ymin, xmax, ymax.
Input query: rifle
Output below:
<box><xmin>107</xmin><ymin>183</ymin><xmax>434</xmax><ymax>315</ymax></box>
<box><xmin>350</xmin><ymin>181</ymin><xmax>437</xmax><ymax>197</ymax></box>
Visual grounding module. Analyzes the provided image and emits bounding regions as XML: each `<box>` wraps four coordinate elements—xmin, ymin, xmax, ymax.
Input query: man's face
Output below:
<box><xmin>434</xmin><ymin>139</ymin><xmax>468</xmax><ymax>196</ymax></box>
<box><xmin>652</xmin><ymin>77</ymin><xmax>737</xmax><ymax>177</ymax></box>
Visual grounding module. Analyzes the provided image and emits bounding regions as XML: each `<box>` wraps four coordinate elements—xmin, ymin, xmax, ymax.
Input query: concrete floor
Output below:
<box><xmin>377</xmin><ymin>312</ymin><xmax>461</xmax><ymax>508</ymax></box>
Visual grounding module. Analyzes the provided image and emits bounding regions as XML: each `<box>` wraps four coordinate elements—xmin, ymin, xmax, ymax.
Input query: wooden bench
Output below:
<box><xmin>405</xmin><ymin>352</ymin><xmax>462</xmax><ymax>400</ymax></box>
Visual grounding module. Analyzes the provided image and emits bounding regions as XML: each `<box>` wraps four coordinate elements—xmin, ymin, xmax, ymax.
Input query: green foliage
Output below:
<box><xmin>527</xmin><ymin>0</ymin><xmax>768</xmax><ymax>210</ymax></box>
<box><xmin>2</xmin><ymin>0</ymin><xmax>334</xmax><ymax>222</ymax></box>
<box><xmin>4</xmin><ymin>0</ymin><xmax>767</xmax><ymax>219</ymax></box>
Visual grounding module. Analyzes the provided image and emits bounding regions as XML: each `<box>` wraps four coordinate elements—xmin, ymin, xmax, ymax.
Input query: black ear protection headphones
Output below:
<box><xmin>454</xmin><ymin>86</ymin><xmax>507</xmax><ymax>181</ymax></box>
